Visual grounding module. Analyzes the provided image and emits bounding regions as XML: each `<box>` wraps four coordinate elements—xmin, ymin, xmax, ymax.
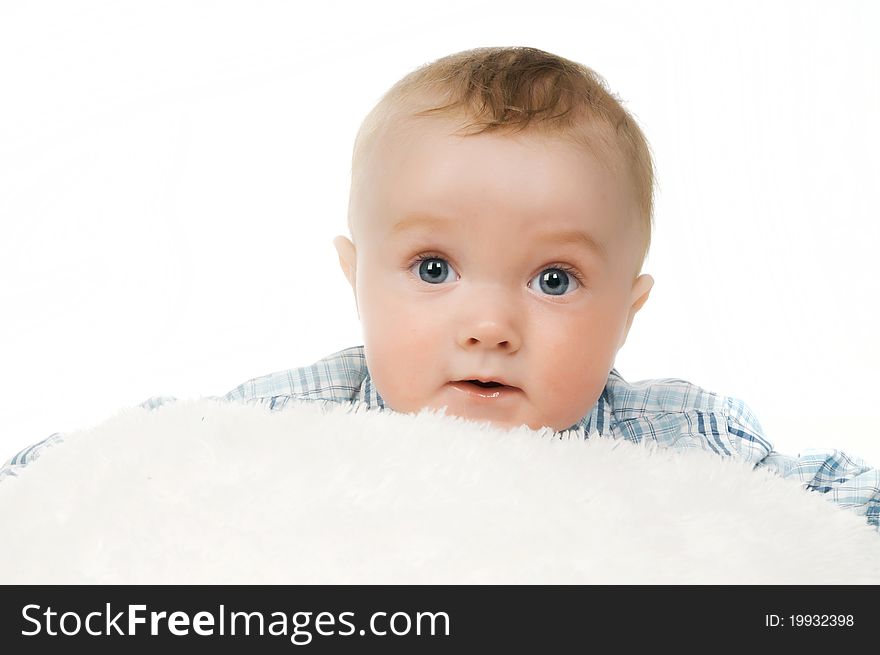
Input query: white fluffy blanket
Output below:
<box><xmin>2</xmin><ymin>398</ymin><xmax>878</xmax><ymax>584</ymax></box>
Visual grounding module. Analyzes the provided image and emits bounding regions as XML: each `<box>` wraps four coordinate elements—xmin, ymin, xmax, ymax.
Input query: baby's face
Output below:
<box><xmin>336</xmin><ymin>117</ymin><xmax>653</xmax><ymax>432</ymax></box>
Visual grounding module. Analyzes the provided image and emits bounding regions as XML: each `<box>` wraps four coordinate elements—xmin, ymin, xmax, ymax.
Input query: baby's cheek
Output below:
<box><xmin>362</xmin><ymin>309</ymin><xmax>440</xmax><ymax>412</ymax></box>
<box><xmin>540</xmin><ymin>329</ymin><xmax>609</xmax><ymax>410</ymax></box>
<box><xmin>541</xmin><ymin>364</ymin><xmax>591</xmax><ymax>416</ymax></box>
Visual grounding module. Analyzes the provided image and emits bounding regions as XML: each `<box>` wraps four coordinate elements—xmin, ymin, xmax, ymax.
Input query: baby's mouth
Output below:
<box><xmin>451</xmin><ymin>379</ymin><xmax>521</xmax><ymax>392</ymax></box>
<box><xmin>448</xmin><ymin>379</ymin><xmax>521</xmax><ymax>401</ymax></box>
<box><xmin>464</xmin><ymin>379</ymin><xmax>504</xmax><ymax>388</ymax></box>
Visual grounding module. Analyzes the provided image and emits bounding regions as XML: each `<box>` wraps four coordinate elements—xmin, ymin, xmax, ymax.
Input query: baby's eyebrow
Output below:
<box><xmin>392</xmin><ymin>213</ymin><xmax>607</xmax><ymax>261</ymax></box>
<box><xmin>536</xmin><ymin>229</ymin><xmax>607</xmax><ymax>260</ymax></box>
<box><xmin>390</xmin><ymin>213</ymin><xmax>449</xmax><ymax>235</ymax></box>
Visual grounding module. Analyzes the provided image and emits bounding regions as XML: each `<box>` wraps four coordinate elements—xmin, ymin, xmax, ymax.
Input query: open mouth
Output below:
<box><xmin>449</xmin><ymin>379</ymin><xmax>520</xmax><ymax>401</ymax></box>
<box><xmin>455</xmin><ymin>379</ymin><xmax>520</xmax><ymax>391</ymax></box>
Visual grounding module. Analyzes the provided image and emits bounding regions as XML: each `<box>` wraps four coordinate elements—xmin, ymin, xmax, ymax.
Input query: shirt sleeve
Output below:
<box><xmin>0</xmin><ymin>395</ymin><xmax>180</xmax><ymax>480</ymax></box>
<box><xmin>723</xmin><ymin>395</ymin><xmax>774</xmax><ymax>462</ymax></box>
<box><xmin>756</xmin><ymin>448</ymin><xmax>880</xmax><ymax>533</ymax></box>
<box><xmin>722</xmin><ymin>396</ymin><xmax>879</xmax><ymax>534</ymax></box>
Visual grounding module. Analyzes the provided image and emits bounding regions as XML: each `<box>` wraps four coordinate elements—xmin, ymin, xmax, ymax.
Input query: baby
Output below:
<box><xmin>333</xmin><ymin>47</ymin><xmax>653</xmax><ymax>434</ymax></box>
<box><xmin>3</xmin><ymin>47</ymin><xmax>878</xmax><ymax>532</ymax></box>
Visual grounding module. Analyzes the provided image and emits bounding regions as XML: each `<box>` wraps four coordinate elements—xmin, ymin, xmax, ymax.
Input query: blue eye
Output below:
<box><xmin>412</xmin><ymin>256</ymin><xmax>457</xmax><ymax>284</ymax></box>
<box><xmin>409</xmin><ymin>254</ymin><xmax>582</xmax><ymax>296</ymax></box>
<box><xmin>528</xmin><ymin>267</ymin><xmax>580</xmax><ymax>296</ymax></box>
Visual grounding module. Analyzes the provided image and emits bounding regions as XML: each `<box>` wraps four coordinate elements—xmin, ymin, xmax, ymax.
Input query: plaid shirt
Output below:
<box><xmin>3</xmin><ymin>345</ymin><xmax>878</xmax><ymax>532</ymax></box>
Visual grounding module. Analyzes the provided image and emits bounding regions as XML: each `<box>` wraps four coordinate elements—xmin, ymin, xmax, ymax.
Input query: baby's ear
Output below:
<box><xmin>630</xmin><ymin>274</ymin><xmax>653</xmax><ymax>312</ymax></box>
<box><xmin>618</xmin><ymin>274</ymin><xmax>654</xmax><ymax>350</ymax></box>
<box><xmin>333</xmin><ymin>235</ymin><xmax>357</xmax><ymax>289</ymax></box>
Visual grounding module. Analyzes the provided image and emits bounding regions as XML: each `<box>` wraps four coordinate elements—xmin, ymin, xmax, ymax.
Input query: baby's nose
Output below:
<box><xmin>459</xmin><ymin>319</ymin><xmax>521</xmax><ymax>352</ymax></box>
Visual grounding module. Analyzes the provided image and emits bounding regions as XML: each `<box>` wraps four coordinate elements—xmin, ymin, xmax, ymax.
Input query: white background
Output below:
<box><xmin>1</xmin><ymin>0</ymin><xmax>877</xmax><ymax>463</ymax></box>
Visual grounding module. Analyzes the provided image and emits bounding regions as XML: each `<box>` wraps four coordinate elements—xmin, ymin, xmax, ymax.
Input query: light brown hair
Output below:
<box><xmin>348</xmin><ymin>46</ymin><xmax>655</xmax><ymax>275</ymax></box>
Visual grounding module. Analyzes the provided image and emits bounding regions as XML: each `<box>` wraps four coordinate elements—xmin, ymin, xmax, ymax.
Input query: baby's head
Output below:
<box><xmin>334</xmin><ymin>46</ymin><xmax>655</xmax><ymax>432</ymax></box>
